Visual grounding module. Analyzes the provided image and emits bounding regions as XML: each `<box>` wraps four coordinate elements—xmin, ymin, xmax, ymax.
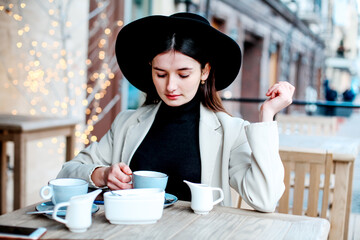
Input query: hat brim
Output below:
<box><xmin>115</xmin><ymin>14</ymin><xmax>242</xmax><ymax>93</ymax></box>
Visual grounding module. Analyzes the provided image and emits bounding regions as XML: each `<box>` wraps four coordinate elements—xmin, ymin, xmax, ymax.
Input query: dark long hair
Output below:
<box><xmin>144</xmin><ymin>32</ymin><xmax>228</xmax><ymax>114</ymax></box>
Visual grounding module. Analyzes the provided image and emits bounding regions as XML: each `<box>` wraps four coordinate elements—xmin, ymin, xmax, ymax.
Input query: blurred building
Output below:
<box><xmin>195</xmin><ymin>0</ymin><xmax>326</xmax><ymax>121</ymax></box>
<box><xmin>321</xmin><ymin>0</ymin><xmax>359</xmax><ymax>102</ymax></box>
<box><xmin>281</xmin><ymin>0</ymin><xmax>360</xmax><ymax>115</ymax></box>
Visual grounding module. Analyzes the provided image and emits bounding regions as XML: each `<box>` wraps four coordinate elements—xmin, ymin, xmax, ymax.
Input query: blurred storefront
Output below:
<box><xmin>197</xmin><ymin>0</ymin><xmax>326</xmax><ymax>121</ymax></box>
<box><xmin>282</xmin><ymin>0</ymin><xmax>360</xmax><ymax>117</ymax></box>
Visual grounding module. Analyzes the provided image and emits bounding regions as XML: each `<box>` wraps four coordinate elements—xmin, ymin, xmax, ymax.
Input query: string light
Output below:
<box><xmin>1</xmin><ymin>0</ymin><xmax>124</xmax><ymax>145</ymax></box>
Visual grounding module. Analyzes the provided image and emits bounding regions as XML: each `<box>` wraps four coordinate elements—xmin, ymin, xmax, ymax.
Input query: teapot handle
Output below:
<box><xmin>52</xmin><ymin>202</ymin><xmax>69</xmax><ymax>224</ymax></box>
<box><xmin>211</xmin><ymin>187</ymin><xmax>224</xmax><ymax>206</ymax></box>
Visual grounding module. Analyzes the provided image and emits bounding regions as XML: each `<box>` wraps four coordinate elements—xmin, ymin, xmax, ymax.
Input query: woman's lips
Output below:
<box><xmin>166</xmin><ymin>94</ymin><xmax>180</xmax><ymax>100</ymax></box>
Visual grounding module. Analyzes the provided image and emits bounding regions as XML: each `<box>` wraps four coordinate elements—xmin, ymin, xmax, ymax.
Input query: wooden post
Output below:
<box><xmin>13</xmin><ymin>133</ymin><xmax>26</xmax><ymax>210</ymax></box>
<box><xmin>0</xmin><ymin>141</ymin><xmax>7</xmax><ymax>214</ymax></box>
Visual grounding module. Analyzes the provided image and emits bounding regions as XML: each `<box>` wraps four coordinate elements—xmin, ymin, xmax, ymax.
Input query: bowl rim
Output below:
<box><xmin>104</xmin><ymin>188</ymin><xmax>165</xmax><ymax>199</ymax></box>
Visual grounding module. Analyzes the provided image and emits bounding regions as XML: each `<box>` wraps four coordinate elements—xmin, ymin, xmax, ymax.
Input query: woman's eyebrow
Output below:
<box><xmin>153</xmin><ymin>67</ymin><xmax>193</xmax><ymax>71</ymax></box>
<box><xmin>153</xmin><ymin>67</ymin><xmax>165</xmax><ymax>71</ymax></box>
<box><xmin>178</xmin><ymin>67</ymin><xmax>193</xmax><ymax>71</ymax></box>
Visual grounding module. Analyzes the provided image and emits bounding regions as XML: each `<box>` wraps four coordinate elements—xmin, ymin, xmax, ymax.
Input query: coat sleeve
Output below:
<box><xmin>228</xmin><ymin>121</ymin><xmax>285</xmax><ymax>212</ymax></box>
<box><xmin>56</xmin><ymin>110</ymin><xmax>133</xmax><ymax>187</ymax></box>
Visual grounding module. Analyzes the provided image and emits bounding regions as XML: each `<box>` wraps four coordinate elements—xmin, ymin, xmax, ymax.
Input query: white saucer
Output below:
<box><xmin>164</xmin><ymin>193</ymin><xmax>178</xmax><ymax>208</ymax></box>
<box><xmin>35</xmin><ymin>201</ymin><xmax>99</xmax><ymax>216</ymax></box>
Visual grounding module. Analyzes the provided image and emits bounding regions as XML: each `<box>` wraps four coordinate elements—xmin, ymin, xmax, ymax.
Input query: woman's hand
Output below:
<box><xmin>91</xmin><ymin>162</ymin><xmax>133</xmax><ymax>190</ymax></box>
<box><xmin>260</xmin><ymin>81</ymin><xmax>295</xmax><ymax>122</ymax></box>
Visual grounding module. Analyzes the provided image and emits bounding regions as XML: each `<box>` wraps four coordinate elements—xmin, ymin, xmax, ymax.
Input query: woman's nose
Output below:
<box><xmin>166</xmin><ymin>76</ymin><xmax>177</xmax><ymax>92</ymax></box>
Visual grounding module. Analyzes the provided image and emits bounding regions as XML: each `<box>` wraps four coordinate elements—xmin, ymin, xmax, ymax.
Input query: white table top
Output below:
<box><xmin>0</xmin><ymin>114</ymin><xmax>81</xmax><ymax>131</ymax></box>
<box><xmin>0</xmin><ymin>201</ymin><xmax>330</xmax><ymax>239</ymax></box>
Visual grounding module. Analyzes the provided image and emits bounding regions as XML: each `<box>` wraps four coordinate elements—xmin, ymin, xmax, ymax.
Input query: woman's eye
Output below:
<box><xmin>157</xmin><ymin>74</ymin><xmax>166</xmax><ymax>78</ymax></box>
<box><xmin>179</xmin><ymin>75</ymin><xmax>189</xmax><ymax>78</ymax></box>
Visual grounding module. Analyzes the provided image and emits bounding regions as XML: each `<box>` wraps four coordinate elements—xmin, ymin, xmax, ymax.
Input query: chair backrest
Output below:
<box><xmin>275</xmin><ymin>113</ymin><xmax>337</xmax><ymax>136</ymax></box>
<box><xmin>278</xmin><ymin>147</ymin><xmax>333</xmax><ymax>218</ymax></box>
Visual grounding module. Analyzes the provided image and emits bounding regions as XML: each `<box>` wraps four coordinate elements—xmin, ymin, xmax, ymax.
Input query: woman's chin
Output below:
<box><xmin>162</xmin><ymin>98</ymin><xmax>187</xmax><ymax>107</ymax></box>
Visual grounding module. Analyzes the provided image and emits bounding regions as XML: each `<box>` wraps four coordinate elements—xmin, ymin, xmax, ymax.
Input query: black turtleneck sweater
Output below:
<box><xmin>130</xmin><ymin>95</ymin><xmax>201</xmax><ymax>201</ymax></box>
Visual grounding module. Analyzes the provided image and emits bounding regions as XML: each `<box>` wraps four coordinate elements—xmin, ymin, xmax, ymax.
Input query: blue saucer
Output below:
<box><xmin>93</xmin><ymin>193</ymin><xmax>178</xmax><ymax>208</ymax></box>
<box><xmin>164</xmin><ymin>193</ymin><xmax>178</xmax><ymax>208</ymax></box>
<box><xmin>35</xmin><ymin>201</ymin><xmax>99</xmax><ymax>216</ymax></box>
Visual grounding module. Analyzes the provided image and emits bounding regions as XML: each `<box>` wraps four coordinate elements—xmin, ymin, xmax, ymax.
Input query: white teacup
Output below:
<box><xmin>40</xmin><ymin>178</ymin><xmax>88</xmax><ymax>205</ymax></box>
<box><xmin>132</xmin><ymin>171</ymin><xmax>168</xmax><ymax>190</ymax></box>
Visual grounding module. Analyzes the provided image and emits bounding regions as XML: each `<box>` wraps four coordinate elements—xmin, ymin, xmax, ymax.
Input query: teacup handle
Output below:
<box><xmin>40</xmin><ymin>186</ymin><xmax>53</xmax><ymax>200</ymax></box>
<box><xmin>211</xmin><ymin>187</ymin><xmax>224</xmax><ymax>206</ymax></box>
<box><xmin>52</xmin><ymin>202</ymin><xmax>69</xmax><ymax>224</ymax></box>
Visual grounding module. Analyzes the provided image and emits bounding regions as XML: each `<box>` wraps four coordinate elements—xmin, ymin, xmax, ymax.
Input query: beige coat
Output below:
<box><xmin>57</xmin><ymin>103</ymin><xmax>285</xmax><ymax>212</ymax></box>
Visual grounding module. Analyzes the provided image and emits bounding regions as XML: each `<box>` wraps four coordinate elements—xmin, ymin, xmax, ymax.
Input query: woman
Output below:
<box><xmin>57</xmin><ymin>12</ymin><xmax>295</xmax><ymax>212</ymax></box>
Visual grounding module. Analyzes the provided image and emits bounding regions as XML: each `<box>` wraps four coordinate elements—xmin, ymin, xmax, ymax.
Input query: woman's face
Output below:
<box><xmin>151</xmin><ymin>51</ymin><xmax>210</xmax><ymax>107</ymax></box>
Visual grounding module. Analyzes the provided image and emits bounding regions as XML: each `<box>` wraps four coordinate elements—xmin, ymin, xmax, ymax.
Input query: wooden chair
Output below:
<box><xmin>275</xmin><ymin>113</ymin><xmax>338</xmax><ymax>136</ymax></box>
<box><xmin>231</xmin><ymin>188</ymin><xmax>254</xmax><ymax>210</ymax></box>
<box><xmin>278</xmin><ymin>147</ymin><xmax>333</xmax><ymax>218</ymax></box>
<box><xmin>237</xmin><ymin>148</ymin><xmax>333</xmax><ymax>215</ymax></box>
<box><xmin>237</xmin><ymin>146</ymin><xmax>351</xmax><ymax>239</ymax></box>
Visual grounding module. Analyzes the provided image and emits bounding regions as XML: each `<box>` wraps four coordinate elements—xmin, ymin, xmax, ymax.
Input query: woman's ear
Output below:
<box><xmin>201</xmin><ymin>63</ymin><xmax>211</xmax><ymax>81</ymax></box>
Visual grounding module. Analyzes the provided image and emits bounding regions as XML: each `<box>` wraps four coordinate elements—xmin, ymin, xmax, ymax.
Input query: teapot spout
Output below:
<box><xmin>88</xmin><ymin>189</ymin><xmax>102</xmax><ymax>200</ymax></box>
<box><xmin>87</xmin><ymin>189</ymin><xmax>102</xmax><ymax>203</ymax></box>
<box><xmin>183</xmin><ymin>180</ymin><xmax>202</xmax><ymax>191</ymax></box>
<box><xmin>72</xmin><ymin>189</ymin><xmax>102</xmax><ymax>203</ymax></box>
<box><xmin>183</xmin><ymin>180</ymin><xmax>195</xmax><ymax>187</ymax></box>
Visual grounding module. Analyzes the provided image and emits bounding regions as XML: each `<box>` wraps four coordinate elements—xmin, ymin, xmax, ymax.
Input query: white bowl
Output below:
<box><xmin>104</xmin><ymin>188</ymin><xmax>165</xmax><ymax>224</ymax></box>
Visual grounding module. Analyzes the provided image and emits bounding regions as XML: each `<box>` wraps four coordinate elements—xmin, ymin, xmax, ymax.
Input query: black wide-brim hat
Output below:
<box><xmin>115</xmin><ymin>12</ymin><xmax>242</xmax><ymax>93</ymax></box>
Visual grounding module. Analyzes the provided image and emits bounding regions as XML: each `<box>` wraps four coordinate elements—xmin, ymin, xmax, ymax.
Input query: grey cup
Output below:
<box><xmin>40</xmin><ymin>178</ymin><xmax>88</xmax><ymax>205</ymax></box>
<box><xmin>132</xmin><ymin>171</ymin><xmax>168</xmax><ymax>190</ymax></box>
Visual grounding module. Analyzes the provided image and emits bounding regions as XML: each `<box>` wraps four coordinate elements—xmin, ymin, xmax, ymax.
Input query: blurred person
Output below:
<box><xmin>57</xmin><ymin>13</ymin><xmax>295</xmax><ymax>212</ymax></box>
<box><xmin>324</xmin><ymin>79</ymin><xmax>338</xmax><ymax>101</ymax></box>
<box><xmin>343</xmin><ymin>89</ymin><xmax>356</xmax><ymax>102</ymax></box>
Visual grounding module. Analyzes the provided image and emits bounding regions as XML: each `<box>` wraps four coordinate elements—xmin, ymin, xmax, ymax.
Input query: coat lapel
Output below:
<box><xmin>199</xmin><ymin>105</ymin><xmax>222</xmax><ymax>185</ymax></box>
<box><xmin>121</xmin><ymin>103</ymin><xmax>161</xmax><ymax>165</ymax></box>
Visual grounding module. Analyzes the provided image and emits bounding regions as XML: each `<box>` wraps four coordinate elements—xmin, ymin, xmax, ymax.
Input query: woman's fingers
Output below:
<box><xmin>119</xmin><ymin>162</ymin><xmax>133</xmax><ymax>175</ymax></box>
<box><xmin>266</xmin><ymin>82</ymin><xmax>281</xmax><ymax>97</ymax></box>
<box><xmin>261</xmin><ymin>81</ymin><xmax>295</xmax><ymax>119</ymax></box>
<box><xmin>106</xmin><ymin>163</ymin><xmax>133</xmax><ymax>190</ymax></box>
<box><xmin>267</xmin><ymin>81</ymin><xmax>295</xmax><ymax>101</ymax></box>
<box><xmin>107</xmin><ymin>176</ymin><xmax>132</xmax><ymax>190</ymax></box>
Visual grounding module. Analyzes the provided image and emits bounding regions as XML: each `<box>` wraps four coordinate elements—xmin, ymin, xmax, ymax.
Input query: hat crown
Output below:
<box><xmin>116</xmin><ymin>13</ymin><xmax>242</xmax><ymax>92</ymax></box>
<box><xmin>170</xmin><ymin>12</ymin><xmax>210</xmax><ymax>26</ymax></box>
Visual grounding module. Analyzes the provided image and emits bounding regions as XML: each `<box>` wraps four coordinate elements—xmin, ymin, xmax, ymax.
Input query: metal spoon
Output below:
<box><xmin>110</xmin><ymin>191</ymin><xmax>122</xmax><ymax>196</ymax></box>
<box><xmin>164</xmin><ymin>197</ymin><xmax>175</xmax><ymax>204</ymax></box>
<box><xmin>27</xmin><ymin>210</ymin><xmax>67</xmax><ymax>215</ymax></box>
